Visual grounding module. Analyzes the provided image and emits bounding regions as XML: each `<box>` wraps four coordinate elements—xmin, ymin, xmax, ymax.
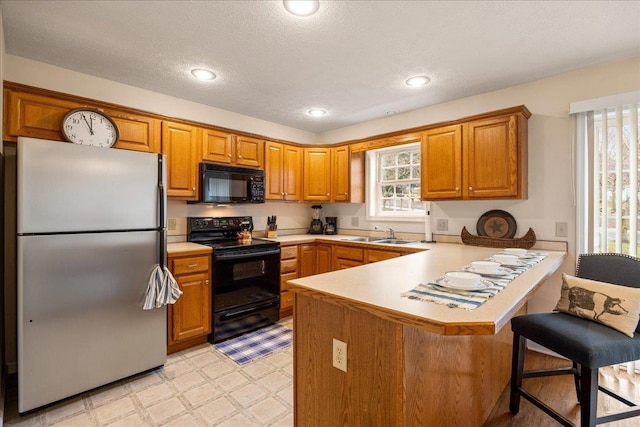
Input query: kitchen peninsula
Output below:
<box><xmin>286</xmin><ymin>243</ymin><xmax>566</xmax><ymax>426</ymax></box>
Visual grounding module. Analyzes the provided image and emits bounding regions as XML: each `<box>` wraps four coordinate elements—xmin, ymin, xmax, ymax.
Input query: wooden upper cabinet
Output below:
<box><xmin>463</xmin><ymin>114</ymin><xmax>527</xmax><ymax>199</ymax></box>
<box><xmin>421</xmin><ymin>107</ymin><xmax>529</xmax><ymax>200</ymax></box>
<box><xmin>162</xmin><ymin>121</ymin><xmax>199</xmax><ymax>200</ymax></box>
<box><xmin>235</xmin><ymin>135</ymin><xmax>264</xmax><ymax>168</ymax></box>
<box><xmin>303</xmin><ymin>147</ymin><xmax>332</xmax><ymax>202</ymax></box>
<box><xmin>265</xmin><ymin>141</ymin><xmax>302</xmax><ymax>201</ymax></box>
<box><xmin>3</xmin><ymin>85</ymin><xmax>161</xmax><ymax>153</ymax></box>
<box><xmin>201</xmin><ymin>128</ymin><xmax>233</xmax><ymax>164</ymax></box>
<box><xmin>331</xmin><ymin>145</ymin><xmax>350</xmax><ymax>202</ymax></box>
<box><xmin>421</xmin><ymin>125</ymin><xmax>463</xmax><ymax>199</ymax></box>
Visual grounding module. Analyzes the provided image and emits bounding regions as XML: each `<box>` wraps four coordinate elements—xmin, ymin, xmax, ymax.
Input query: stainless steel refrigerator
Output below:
<box><xmin>17</xmin><ymin>137</ymin><xmax>167</xmax><ymax>413</ymax></box>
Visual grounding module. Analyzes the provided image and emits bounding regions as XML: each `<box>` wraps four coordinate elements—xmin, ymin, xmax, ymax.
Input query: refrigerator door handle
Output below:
<box><xmin>157</xmin><ymin>154</ymin><xmax>167</xmax><ymax>268</ymax></box>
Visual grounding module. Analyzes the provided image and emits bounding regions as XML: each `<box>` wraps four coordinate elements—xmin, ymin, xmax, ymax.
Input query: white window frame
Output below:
<box><xmin>365</xmin><ymin>143</ymin><xmax>425</xmax><ymax>222</ymax></box>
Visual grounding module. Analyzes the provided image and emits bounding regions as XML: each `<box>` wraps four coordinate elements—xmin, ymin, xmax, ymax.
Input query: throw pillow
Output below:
<box><xmin>554</xmin><ymin>273</ymin><xmax>640</xmax><ymax>337</ymax></box>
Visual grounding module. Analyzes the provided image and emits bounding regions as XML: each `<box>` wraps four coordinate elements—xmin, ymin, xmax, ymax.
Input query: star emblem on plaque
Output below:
<box><xmin>476</xmin><ymin>210</ymin><xmax>517</xmax><ymax>238</ymax></box>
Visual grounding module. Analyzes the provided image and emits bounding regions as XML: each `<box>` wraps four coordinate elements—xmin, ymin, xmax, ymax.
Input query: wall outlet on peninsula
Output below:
<box><xmin>332</xmin><ymin>338</ymin><xmax>347</xmax><ymax>372</ymax></box>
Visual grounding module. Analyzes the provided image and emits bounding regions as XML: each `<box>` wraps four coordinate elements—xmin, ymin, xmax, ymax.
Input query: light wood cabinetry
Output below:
<box><xmin>421</xmin><ymin>107</ymin><xmax>529</xmax><ymax>200</ymax></box>
<box><xmin>421</xmin><ymin>125</ymin><xmax>462</xmax><ymax>199</ymax></box>
<box><xmin>3</xmin><ymin>83</ymin><xmax>161</xmax><ymax>153</ymax></box>
<box><xmin>331</xmin><ymin>145</ymin><xmax>350</xmax><ymax>202</ymax></box>
<box><xmin>333</xmin><ymin>245</ymin><xmax>364</xmax><ymax>270</ymax></box>
<box><xmin>365</xmin><ymin>249</ymin><xmax>401</xmax><ymax>263</ymax></box>
<box><xmin>201</xmin><ymin>131</ymin><xmax>264</xmax><ymax>168</ymax></box>
<box><xmin>279</xmin><ymin>244</ymin><xmax>299</xmax><ymax>318</ymax></box>
<box><xmin>162</xmin><ymin>121</ymin><xmax>199</xmax><ymax>200</ymax></box>
<box><xmin>299</xmin><ymin>244</ymin><xmax>316</xmax><ymax>277</ymax></box>
<box><xmin>201</xmin><ymin>128</ymin><xmax>233</xmax><ymax>164</ymax></box>
<box><xmin>303</xmin><ymin>147</ymin><xmax>332</xmax><ymax>202</ymax></box>
<box><xmin>315</xmin><ymin>244</ymin><xmax>333</xmax><ymax>274</ymax></box>
<box><xmin>167</xmin><ymin>252</ymin><xmax>212</xmax><ymax>354</ymax></box>
<box><xmin>265</xmin><ymin>141</ymin><xmax>302</xmax><ymax>201</ymax></box>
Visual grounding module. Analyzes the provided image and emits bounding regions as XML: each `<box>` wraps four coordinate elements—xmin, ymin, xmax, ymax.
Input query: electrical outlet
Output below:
<box><xmin>351</xmin><ymin>216</ymin><xmax>359</xmax><ymax>227</ymax></box>
<box><xmin>436</xmin><ymin>218</ymin><xmax>448</xmax><ymax>231</ymax></box>
<box><xmin>332</xmin><ymin>338</ymin><xmax>347</xmax><ymax>372</ymax></box>
<box><xmin>555</xmin><ymin>221</ymin><xmax>568</xmax><ymax>237</ymax></box>
<box><xmin>168</xmin><ymin>218</ymin><xmax>177</xmax><ymax>231</ymax></box>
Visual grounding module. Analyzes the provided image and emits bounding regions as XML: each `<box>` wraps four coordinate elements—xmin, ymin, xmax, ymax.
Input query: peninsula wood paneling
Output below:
<box><xmin>294</xmin><ymin>294</ymin><xmax>404</xmax><ymax>426</ymax></box>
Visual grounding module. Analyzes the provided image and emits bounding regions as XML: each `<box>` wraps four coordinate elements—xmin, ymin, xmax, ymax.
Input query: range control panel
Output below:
<box><xmin>188</xmin><ymin>216</ymin><xmax>253</xmax><ymax>232</ymax></box>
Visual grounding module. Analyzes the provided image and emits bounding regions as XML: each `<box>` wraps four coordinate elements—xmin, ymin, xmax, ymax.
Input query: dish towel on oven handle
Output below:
<box><xmin>144</xmin><ymin>265</ymin><xmax>183</xmax><ymax>310</ymax></box>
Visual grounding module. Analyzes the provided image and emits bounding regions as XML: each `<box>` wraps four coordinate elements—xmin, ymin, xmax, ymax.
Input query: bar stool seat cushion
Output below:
<box><xmin>512</xmin><ymin>312</ymin><xmax>640</xmax><ymax>368</ymax></box>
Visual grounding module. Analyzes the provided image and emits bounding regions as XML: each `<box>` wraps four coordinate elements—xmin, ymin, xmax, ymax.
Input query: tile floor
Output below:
<box><xmin>4</xmin><ymin>319</ymin><xmax>294</xmax><ymax>427</ymax></box>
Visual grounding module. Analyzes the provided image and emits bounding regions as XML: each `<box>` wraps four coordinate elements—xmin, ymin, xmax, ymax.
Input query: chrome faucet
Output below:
<box><xmin>375</xmin><ymin>226</ymin><xmax>395</xmax><ymax>239</ymax></box>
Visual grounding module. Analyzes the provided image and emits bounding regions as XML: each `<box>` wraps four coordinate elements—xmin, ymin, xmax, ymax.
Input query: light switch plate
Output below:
<box><xmin>436</xmin><ymin>218</ymin><xmax>448</xmax><ymax>231</ymax></box>
<box><xmin>168</xmin><ymin>218</ymin><xmax>177</xmax><ymax>231</ymax></box>
<box><xmin>555</xmin><ymin>221</ymin><xmax>568</xmax><ymax>237</ymax></box>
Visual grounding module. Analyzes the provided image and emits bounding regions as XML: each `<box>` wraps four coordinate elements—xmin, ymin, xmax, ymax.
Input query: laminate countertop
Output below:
<box><xmin>286</xmin><ymin>243</ymin><xmax>566</xmax><ymax>336</ymax></box>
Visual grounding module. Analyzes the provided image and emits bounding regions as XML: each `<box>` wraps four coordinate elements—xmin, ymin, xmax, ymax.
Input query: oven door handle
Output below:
<box><xmin>215</xmin><ymin>248</ymin><xmax>281</xmax><ymax>261</ymax></box>
<box><xmin>219</xmin><ymin>300</ymin><xmax>280</xmax><ymax>322</ymax></box>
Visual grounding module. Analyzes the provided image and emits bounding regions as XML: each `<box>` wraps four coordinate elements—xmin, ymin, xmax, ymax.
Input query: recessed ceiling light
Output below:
<box><xmin>405</xmin><ymin>75</ymin><xmax>430</xmax><ymax>87</ymax></box>
<box><xmin>307</xmin><ymin>108</ymin><xmax>326</xmax><ymax>117</ymax></box>
<box><xmin>191</xmin><ymin>68</ymin><xmax>216</xmax><ymax>81</ymax></box>
<box><xmin>386</xmin><ymin>110</ymin><xmax>398</xmax><ymax>115</ymax></box>
<box><xmin>283</xmin><ymin>0</ymin><xmax>320</xmax><ymax>16</ymax></box>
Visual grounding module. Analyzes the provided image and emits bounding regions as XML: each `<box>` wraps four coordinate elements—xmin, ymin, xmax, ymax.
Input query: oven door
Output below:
<box><xmin>211</xmin><ymin>248</ymin><xmax>281</xmax><ymax>342</ymax></box>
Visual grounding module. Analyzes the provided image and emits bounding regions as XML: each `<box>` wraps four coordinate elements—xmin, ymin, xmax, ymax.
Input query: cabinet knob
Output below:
<box><xmin>281</xmin><ymin>192</ymin><xmax>285</xmax><ymax>196</ymax></box>
<box><xmin>228</xmin><ymin>153</ymin><xmax>232</xmax><ymax>157</ymax></box>
<box><xmin>238</xmin><ymin>155</ymin><xmax>243</xmax><ymax>159</ymax></box>
<box><xmin>468</xmin><ymin>186</ymin><xmax>473</xmax><ymax>191</ymax></box>
<box><xmin>284</xmin><ymin>192</ymin><xmax>288</xmax><ymax>196</ymax></box>
<box><xmin>455</xmin><ymin>187</ymin><xmax>459</xmax><ymax>192</ymax></box>
<box><xmin>192</xmin><ymin>187</ymin><xmax>196</xmax><ymax>191</ymax></box>
<box><xmin>205</xmin><ymin>280</ymin><xmax>210</xmax><ymax>285</ymax></box>
<box><xmin>326</xmin><ymin>193</ymin><xmax>330</xmax><ymax>196</ymax></box>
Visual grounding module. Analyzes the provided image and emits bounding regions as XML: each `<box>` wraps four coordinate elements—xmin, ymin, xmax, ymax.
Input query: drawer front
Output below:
<box><xmin>281</xmin><ymin>271</ymin><xmax>298</xmax><ymax>291</ymax></box>
<box><xmin>334</xmin><ymin>246</ymin><xmax>364</xmax><ymax>262</ymax></box>
<box><xmin>281</xmin><ymin>258</ymin><xmax>298</xmax><ymax>274</ymax></box>
<box><xmin>281</xmin><ymin>291</ymin><xmax>294</xmax><ymax>309</ymax></box>
<box><xmin>281</xmin><ymin>245</ymin><xmax>298</xmax><ymax>260</ymax></box>
<box><xmin>366</xmin><ymin>250</ymin><xmax>400</xmax><ymax>263</ymax></box>
<box><xmin>171</xmin><ymin>256</ymin><xmax>210</xmax><ymax>275</ymax></box>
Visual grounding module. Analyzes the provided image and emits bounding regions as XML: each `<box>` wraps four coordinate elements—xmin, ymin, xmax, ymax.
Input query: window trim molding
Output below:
<box><xmin>365</xmin><ymin>142</ymin><xmax>425</xmax><ymax>222</ymax></box>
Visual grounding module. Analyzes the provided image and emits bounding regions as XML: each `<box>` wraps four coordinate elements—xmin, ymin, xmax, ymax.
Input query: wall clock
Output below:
<box><xmin>61</xmin><ymin>108</ymin><xmax>120</xmax><ymax>148</ymax></box>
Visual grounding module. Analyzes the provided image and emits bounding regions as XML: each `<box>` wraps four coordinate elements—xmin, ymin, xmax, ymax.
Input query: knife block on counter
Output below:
<box><xmin>265</xmin><ymin>230</ymin><xmax>278</xmax><ymax>238</ymax></box>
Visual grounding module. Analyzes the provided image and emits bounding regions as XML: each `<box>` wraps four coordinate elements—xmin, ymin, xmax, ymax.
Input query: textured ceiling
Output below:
<box><xmin>1</xmin><ymin>0</ymin><xmax>639</xmax><ymax>133</ymax></box>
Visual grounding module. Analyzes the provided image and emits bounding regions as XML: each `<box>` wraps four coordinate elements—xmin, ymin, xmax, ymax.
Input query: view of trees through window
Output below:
<box><xmin>377</xmin><ymin>146</ymin><xmax>424</xmax><ymax>214</ymax></box>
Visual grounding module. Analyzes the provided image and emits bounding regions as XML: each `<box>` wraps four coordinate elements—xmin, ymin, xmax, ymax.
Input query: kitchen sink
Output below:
<box><xmin>341</xmin><ymin>237</ymin><xmax>376</xmax><ymax>242</ymax></box>
<box><xmin>341</xmin><ymin>237</ymin><xmax>416</xmax><ymax>245</ymax></box>
<box><xmin>371</xmin><ymin>239</ymin><xmax>415</xmax><ymax>245</ymax></box>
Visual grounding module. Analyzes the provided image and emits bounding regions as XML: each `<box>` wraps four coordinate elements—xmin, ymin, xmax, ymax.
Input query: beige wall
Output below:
<box><xmin>2</xmin><ymin>54</ymin><xmax>639</xmax><ymax>369</ymax></box>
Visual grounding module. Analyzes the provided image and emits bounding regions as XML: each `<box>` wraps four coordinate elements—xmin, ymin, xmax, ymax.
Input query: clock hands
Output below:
<box><xmin>80</xmin><ymin>113</ymin><xmax>94</xmax><ymax>135</ymax></box>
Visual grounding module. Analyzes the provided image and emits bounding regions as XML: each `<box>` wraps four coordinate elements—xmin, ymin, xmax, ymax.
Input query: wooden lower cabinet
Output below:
<box><xmin>315</xmin><ymin>244</ymin><xmax>333</xmax><ymax>274</ymax></box>
<box><xmin>333</xmin><ymin>245</ymin><xmax>364</xmax><ymax>270</ymax></box>
<box><xmin>167</xmin><ymin>252</ymin><xmax>212</xmax><ymax>354</ymax></box>
<box><xmin>280</xmin><ymin>244</ymin><xmax>299</xmax><ymax>318</ymax></box>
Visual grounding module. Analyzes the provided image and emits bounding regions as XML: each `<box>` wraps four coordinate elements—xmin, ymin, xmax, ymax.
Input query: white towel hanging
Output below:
<box><xmin>144</xmin><ymin>265</ymin><xmax>182</xmax><ymax>310</ymax></box>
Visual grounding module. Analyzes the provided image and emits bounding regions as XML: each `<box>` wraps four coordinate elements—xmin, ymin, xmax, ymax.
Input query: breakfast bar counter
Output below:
<box><xmin>286</xmin><ymin>243</ymin><xmax>566</xmax><ymax>426</ymax></box>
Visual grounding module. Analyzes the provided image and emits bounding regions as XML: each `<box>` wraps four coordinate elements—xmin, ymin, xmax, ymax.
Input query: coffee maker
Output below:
<box><xmin>324</xmin><ymin>217</ymin><xmax>338</xmax><ymax>235</ymax></box>
<box><xmin>309</xmin><ymin>205</ymin><xmax>323</xmax><ymax>234</ymax></box>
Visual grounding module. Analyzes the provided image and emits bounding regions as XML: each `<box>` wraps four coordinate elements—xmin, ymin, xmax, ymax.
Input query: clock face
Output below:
<box><xmin>61</xmin><ymin>108</ymin><xmax>120</xmax><ymax>147</ymax></box>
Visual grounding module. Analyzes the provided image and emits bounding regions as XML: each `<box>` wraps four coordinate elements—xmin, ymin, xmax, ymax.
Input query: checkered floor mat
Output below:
<box><xmin>214</xmin><ymin>323</ymin><xmax>293</xmax><ymax>365</ymax></box>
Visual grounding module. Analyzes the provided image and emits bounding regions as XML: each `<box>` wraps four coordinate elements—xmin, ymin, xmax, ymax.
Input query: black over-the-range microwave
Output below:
<box><xmin>197</xmin><ymin>163</ymin><xmax>265</xmax><ymax>204</ymax></box>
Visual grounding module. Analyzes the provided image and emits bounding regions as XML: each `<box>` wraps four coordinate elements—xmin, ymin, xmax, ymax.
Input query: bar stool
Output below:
<box><xmin>510</xmin><ymin>253</ymin><xmax>640</xmax><ymax>427</ymax></box>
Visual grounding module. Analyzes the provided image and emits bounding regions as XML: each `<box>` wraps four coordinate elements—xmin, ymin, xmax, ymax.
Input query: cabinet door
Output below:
<box><xmin>168</xmin><ymin>271</ymin><xmax>211</xmax><ymax>344</ymax></box>
<box><xmin>235</xmin><ymin>136</ymin><xmax>264</xmax><ymax>168</ymax></box>
<box><xmin>463</xmin><ymin>115</ymin><xmax>519</xmax><ymax>198</ymax></box>
<box><xmin>421</xmin><ymin>125</ymin><xmax>462</xmax><ymax>200</ymax></box>
<box><xmin>299</xmin><ymin>244</ymin><xmax>316</xmax><ymax>277</ymax></box>
<box><xmin>162</xmin><ymin>121</ymin><xmax>199</xmax><ymax>200</ymax></box>
<box><xmin>5</xmin><ymin>89</ymin><xmax>79</xmax><ymax>141</ymax></box>
<box><xmin>283</xmin><ymin>144</ymin><xmax>302</xmax><ymax>201</ymax></box>
<box><xmin>202</xmin><ymin>128</ymin><xmax>233</xmax><ymax>164</ymax></box>
<box><xmin>108</xmin><ymin>111</ymin><xmax>161</xmax><ymax>153</ymax></box>
<box><xmin>303</xmin><ymin>148</ymin><xmax>332</xmax><ymax>201</ymax></box>
<box><xmin>265</xmin><ymin>141</ymin><xmax>285</xmax><ymax>200</ymax></box>
<box><xmin>366</xmin><ymin>249</ymin><xmax>401</xmax><ymax>263</ymax></box>
<box><xmin>315</xmin><ymin>244</ymin><xmax>333</xmax><ymax>273</ymax></box>
<box><xmin>332</xmin><ymin>146</ymin><xmax>350</xmax><ymax>202</ymax></box>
